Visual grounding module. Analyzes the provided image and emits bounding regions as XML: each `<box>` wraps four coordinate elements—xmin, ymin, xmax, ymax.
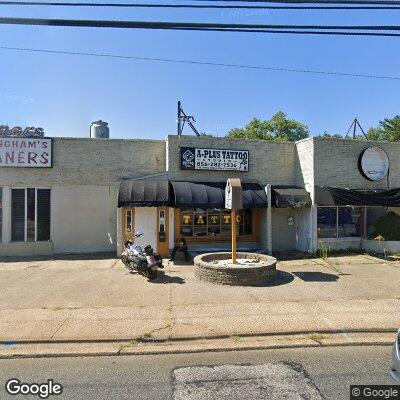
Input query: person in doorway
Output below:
<box><xmin>170</xmin><ymin>234</ymin><xmax>189</xmax><ymax>262</ymax></box>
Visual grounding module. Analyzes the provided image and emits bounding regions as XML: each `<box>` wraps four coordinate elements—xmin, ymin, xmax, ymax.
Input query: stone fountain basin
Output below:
<box><xmin>194</xmin><ymin>252</ymin><xmax>277</xmax><ymax>286</ymax></box>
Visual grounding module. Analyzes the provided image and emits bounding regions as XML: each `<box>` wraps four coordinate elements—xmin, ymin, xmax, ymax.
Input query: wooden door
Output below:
<box><xmin>157</xmin><ymin>207</ymin><xmax>169</xmax><ymax>256</ymax></box>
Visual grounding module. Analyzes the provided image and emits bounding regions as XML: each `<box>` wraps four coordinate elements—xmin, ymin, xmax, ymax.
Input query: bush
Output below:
<box><xmin>369</xmin><ymin>211</ymin><xmax>400</xmax><ymax>241</ymax></box>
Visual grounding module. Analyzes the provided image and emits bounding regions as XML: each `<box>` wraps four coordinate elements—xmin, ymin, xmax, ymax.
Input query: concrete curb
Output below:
<box><xmin>0</xmin><ymin>327</ymin><xmax>396</xmax><ymax>345</ymax></box>
<box><xmin>0</xmin><ymin>330</ymin><xmax>396</xmax><ymax>360</ymax></box>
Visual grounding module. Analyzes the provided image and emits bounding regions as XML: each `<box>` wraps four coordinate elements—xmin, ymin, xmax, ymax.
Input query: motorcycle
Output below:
<box><xmin>121</xmin><ymin>232</ymin><xmax>163</xmax><ymax>280</ymax></box>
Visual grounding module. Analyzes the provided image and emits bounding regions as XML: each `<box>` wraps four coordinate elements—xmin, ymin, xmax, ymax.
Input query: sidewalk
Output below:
<box><xmin>0</xmin><ymin>254</ymin><xmax>399</xmax><ymax>356</ymax></box>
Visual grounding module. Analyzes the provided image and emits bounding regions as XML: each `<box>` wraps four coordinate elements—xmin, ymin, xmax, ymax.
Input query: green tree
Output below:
<box><xmin>227</xmin><ymin>111</ymin><xmax>310</xmax><ymax>142</ymax></box>
<box><xmin>319</xmin><ymin>132</ymin><xmax>343</xmax><ymax>139</ymax></box>
<box><xmin>367</xmin><ymin>115</ymin><xmax>400</xmax><ymax>141</ymax></box>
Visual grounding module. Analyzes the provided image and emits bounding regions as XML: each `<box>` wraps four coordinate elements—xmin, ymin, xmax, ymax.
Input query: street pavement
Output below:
<box><xmin>0</xmin><ymin>345</ymin><xmax>397</xmax><ymax>399</ymax></box>
<box><xmin>0</xmin><ymin>254</ymin><xmax>399</xmax><ymax>344</ymax></box>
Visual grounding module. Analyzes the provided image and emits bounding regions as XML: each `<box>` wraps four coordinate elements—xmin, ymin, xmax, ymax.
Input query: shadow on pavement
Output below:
<box><xmin>293</xmin><ymin>271</ymin><xmax>339</xmax><ymax>282</ymax></box>
<box><xmin>170</xmin><ymin>259</ymin><xmax>194</xmax><ymax>266</ymax></box>
<box><xmin>254</xmin><ymin>271</ymin><xmax>295</xmax><ymax>287</ymax></box>
<box><xmin>152</xmin><ymin>270</ymin><xmax>186</xmax><ymax>284</ymax></box>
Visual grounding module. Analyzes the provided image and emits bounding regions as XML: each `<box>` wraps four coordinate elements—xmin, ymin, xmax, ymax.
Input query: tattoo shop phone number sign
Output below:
<box><xmin>0</xmin><ymin>137</ymin><xmax>52</xmax><ymax>168</ymax></box>
<box><xmin>180</xmin><ymin>147</ymin><xmax>249</xmax><ymax>171</ymax></box>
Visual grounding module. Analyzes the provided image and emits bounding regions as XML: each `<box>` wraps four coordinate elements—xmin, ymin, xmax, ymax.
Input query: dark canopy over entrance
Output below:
<box><xmin>118</xmin><ymin>180</ymin><xmax>170</xmax><ymax>207</ymax></box>
<box><xmin>315</xmin><ymin>186</ymin><xmax>400</xmax><ymax>207</ymax></box>
<box><xmin>170</xmin><ymin>181</ymin><xmax>268</xmax><ymax>209</ymax></box>
<box><xmin>272</xmin><ymin>186</ymin><xmax>311</xmax><ymax>208</ymax></box>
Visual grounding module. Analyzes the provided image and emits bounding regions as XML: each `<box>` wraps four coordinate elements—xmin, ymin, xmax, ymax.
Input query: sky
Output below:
<box><xmin>0</xmin><ymin>2</ymin><xmax>399</xmax><ymax>140</ymax></box>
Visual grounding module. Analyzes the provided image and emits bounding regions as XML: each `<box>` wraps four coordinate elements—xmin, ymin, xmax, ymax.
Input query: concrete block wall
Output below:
<box><xmin>0</xmin><ymin>137</ymin><xmax>166</xmax><ymax>187</ymax></box>
<box><xmin>166</xmin><ymin>135</ymin><xmax>297</xmax><ymax>185</ymax></box>
<box><xmin>313</xmin><ymin>138</ymin><xmax>400</xmax><ymax>188</ymax></box>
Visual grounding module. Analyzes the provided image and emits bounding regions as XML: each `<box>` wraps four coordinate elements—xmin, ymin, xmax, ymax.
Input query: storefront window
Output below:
<box><xmin>338</xmin><ymin>206</ymin><xmax>364</xmax><ymax>238</ymax></box>
<box><xmin>317</xmin><ymin>206</ymin><xmax>366</xmax><ymax>239</ymax></box>
<box><xmin>180</xmin><ymin>208</ymin><xmax>253</xmax><ymax>238</ymax></box>
<box><xmin>11</xmin><ymin>188</ymin><xmax>51</xmax><ymax>242</ymax></box>
<box><xmin>37</xmin><ymin>189</ymin><xmax>51</xmax><ymax>241</ymax></box>
<box><xmin>180</xmin><ymin>208</ymin><xmax>194</xmax><ymax>236</ymax></box>
<box><xmin>317</xmin><ymin>207</ymin><xmax>337</xmax><ymax>238</ymax></box>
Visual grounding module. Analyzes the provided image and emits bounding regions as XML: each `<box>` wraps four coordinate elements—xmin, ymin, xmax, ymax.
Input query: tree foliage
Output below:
<box><xmin>227</xmin><ymin>111</ymin><xmax>310</xmax><ymax>142</ymax></box>
<box><xmin>319</xmin><ymin>132</ymin><xmax>343</xmax><ymax>139</ymax></box>
<box><xmin>367</xmin><ymin>115</ymin><xmax>400</xmax><ymax>141</ymax></box>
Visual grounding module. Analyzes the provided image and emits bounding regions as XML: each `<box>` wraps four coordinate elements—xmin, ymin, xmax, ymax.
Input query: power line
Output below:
<box><xmin>1</xmin><ymin>45</ymin><xmax>400</xmax><ymax>81</ymax></box>
<box><xmin>179</xmin><ymin>27</ymin><xmax>400</xmax><ymax>35</ymax></box>
<box><xmin>2</xmin><ymin>17</ymin><xmax>400</xmax><ymax>32</ymax></box>
<box><xmin>187</xmin><ymin>0</ymin><xmax>400</xmax><ymax>5</ymax></box>
<box><xmin>1</xmin><ymin>1</ymin><xmax>400</xmax><ymax>9</ymax></box>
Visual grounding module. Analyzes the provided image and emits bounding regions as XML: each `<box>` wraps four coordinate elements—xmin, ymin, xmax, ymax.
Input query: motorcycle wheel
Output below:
<box><xmin>125</xmin><ymin>262</ymin><xmax>136</xmax><ymax>273</ymax></box>
<box><xmin>137</xmin><ymin>261</ymin><xmax>148</xmax><ymax>277</ymax></box>
<box><xmin>121</xmin><ymin>254</ymin><xmax>129</xmax><ymax>266</ymax></box>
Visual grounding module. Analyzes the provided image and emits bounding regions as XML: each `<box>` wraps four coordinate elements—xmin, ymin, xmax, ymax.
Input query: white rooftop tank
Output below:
<box><xmin>90</xmin><ymin>120</ymin><xmax>109</xmax><ymax>138</ymax></box>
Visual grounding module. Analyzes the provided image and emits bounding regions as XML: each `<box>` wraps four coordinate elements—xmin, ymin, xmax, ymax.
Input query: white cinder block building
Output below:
<box><xmin>1</xmin><ymin>131</ymin><xmax>399</xmax><ymax>257</ymax></box>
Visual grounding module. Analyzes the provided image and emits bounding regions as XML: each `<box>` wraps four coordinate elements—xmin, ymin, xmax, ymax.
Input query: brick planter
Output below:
<box><xmin>194</xmin><ymin>252</ymin><xmax>277</xmax><ymax>286</ymax></box>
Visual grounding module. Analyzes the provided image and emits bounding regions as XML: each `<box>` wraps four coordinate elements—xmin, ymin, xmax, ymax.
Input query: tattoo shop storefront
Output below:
<box><xmin>117</xmin><ymin>146</ymin><xmax>269</xmax><ymax>256</ymax></box>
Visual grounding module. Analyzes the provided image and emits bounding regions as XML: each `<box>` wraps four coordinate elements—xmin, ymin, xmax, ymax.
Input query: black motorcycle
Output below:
<box><xmin>121</xmin><ymin>232</ymin><xmax>163</xmax><ymax>280</ymax></box>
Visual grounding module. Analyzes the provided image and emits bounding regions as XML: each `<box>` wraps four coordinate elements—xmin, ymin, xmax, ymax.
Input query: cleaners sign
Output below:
<box><xmin>0</xmin><ymin>137</ymin><xmax>52</xmax><ymax>168</ymax></box>
<box><xmin>180</xmin><ymin>147</ymin><xmax>249</xmax><ymax>171</ymax></box>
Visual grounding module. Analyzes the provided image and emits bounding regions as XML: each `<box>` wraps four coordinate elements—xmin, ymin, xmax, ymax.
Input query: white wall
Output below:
<box><xmin>364</xmin><ymin>239</ymin><xmax>400</xmax><ymax>254</ymax></box>
<box><xmin>133</xmin><ymin>207</ymin><xmax>157</xmax><ymax>250</ymax></box>
<box><xmin>0</xmin><ymin>242</ymin><xmax>53</xmax><ymax>257</ymax></box>
<box><xmin>52</xmin><ymin>185</ymin><xmax>118</xmax><ymax>254</ymax></box>
<box><xmin>317</xmin><ymin>238</ymin><xmax>362</xmax><ymax>253</ymax></box>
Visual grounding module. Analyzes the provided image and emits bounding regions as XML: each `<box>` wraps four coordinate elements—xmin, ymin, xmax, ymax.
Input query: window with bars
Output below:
<box><xmin>11</xmin><ymin>188</ymin><xmax>51</xmax><ymax>242</ymax></box>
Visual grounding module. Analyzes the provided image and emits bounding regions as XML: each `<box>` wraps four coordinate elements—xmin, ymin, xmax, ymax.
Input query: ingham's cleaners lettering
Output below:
<box><xmin>0</xmin><ymin>137</ymin><xmax>52</xmax><ymax>167</ymax></box>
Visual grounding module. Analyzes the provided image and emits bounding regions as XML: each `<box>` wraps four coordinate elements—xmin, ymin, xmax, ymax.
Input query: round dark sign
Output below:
<box><xmin>358</xmin><ymin>146</ymin><xmax>389</xmax><ymax>181</ymax></box>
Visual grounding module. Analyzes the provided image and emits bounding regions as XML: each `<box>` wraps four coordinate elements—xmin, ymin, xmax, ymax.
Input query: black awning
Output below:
<box><xmin>170</xmin><ymin>181</ymin><xmax>268</xmax><ymax>209</ymax></box>
<box><xmin>272</xmin><ymin>186</ymin><xmax>311</xmax><ymax>208</ymax></box>
<box><xmin>118</xmin><ymin>180</ymin><xmax>170</xmax><ymax>207</ymax></box>
<box><xmin>315</xmin><ymin>186</ymin><xmax>400</xmax><ymax>207</ymax></box>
